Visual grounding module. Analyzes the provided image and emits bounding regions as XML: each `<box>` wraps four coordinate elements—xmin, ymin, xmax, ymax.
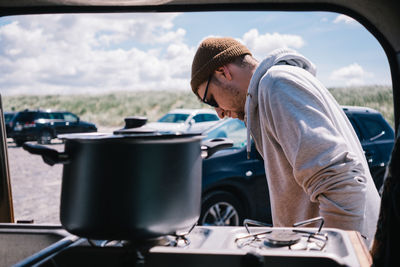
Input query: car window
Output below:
<box><xmin>4</xmin><ymin>113</ymin><xmax>15</xmax><ymax>123</ymax></box>
<box><xmin>14</xmin><ymin>112</ymin><xmax>36</xmax><ymax>122</ymax></box>
<box><xmin>158</xmin><ymin>113</ymin><xmax>189</xmax><ymax>123</ymax></box>
<box><xmin>206</xmin><ymin>119</ymin><xmax>247</xmax><ymax>148</ymax></box>
<box><xmin>49</xmin><ymin>112</ymin><xmax>64</xmax><ymax>120</ymax></box>
<box><xmin>357</xmin><ymin>115</ymin><xmax>389</xmax><ymax>141</ymax></box>
<box><xmin>202</xmin><ymin>114</ymin><xmax>219</xmax><ymax>122</ymax></box>
<box><xmin>193</xmin><ymin>114</ymin><xmax>219</xmax><ymax>123</ymax></box>
<box><xmin>347</xmin><ymin>116</ymin><xmax>363</xmax><ymax>140</ymax></box>
<box><xmin>39</xmin><ymin>112</ymin><xmax>51</xmax><ymax>119</ymax></box>
<box><xmin>192</xmin><ymin>114</ymin><xmax>203</xmax><ymax>123</ymax></box>
<box><xmin>63</xmin><ymin>113</ymin><xmax>78</xmax><ymax>122</ymax></box>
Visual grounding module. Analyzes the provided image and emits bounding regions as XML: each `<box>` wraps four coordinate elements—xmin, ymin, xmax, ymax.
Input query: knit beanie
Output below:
<box><xmin>190</xmin><ymin>37</ymin><xmax>252</xmax><ymax>93</ymax></box>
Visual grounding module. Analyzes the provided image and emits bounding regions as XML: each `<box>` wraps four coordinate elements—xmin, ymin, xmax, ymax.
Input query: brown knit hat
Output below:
<box><xmin>190</xmin><ymin>37</ymin><xmax>251</xmax><ymax>93</ymax></box>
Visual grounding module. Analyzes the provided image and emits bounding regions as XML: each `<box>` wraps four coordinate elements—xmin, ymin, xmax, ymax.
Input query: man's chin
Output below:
<box><xmin>230</xmin><ymin>112</ymin><xmax>245</xmax><ymax>121</ymax></box>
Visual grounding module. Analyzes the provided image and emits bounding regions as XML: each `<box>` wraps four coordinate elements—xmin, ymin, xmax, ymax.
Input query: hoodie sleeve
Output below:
<box><xmin>259</xmin><ymin>65</ymin><xmax>367</xmax><ymax>229</ymax></box>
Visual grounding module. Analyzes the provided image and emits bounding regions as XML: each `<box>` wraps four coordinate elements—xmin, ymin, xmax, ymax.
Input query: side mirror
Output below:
<box><xmin>188</xmin><ymin>119</ymin><xmax>195</xmax><ymax>126</ymax></box>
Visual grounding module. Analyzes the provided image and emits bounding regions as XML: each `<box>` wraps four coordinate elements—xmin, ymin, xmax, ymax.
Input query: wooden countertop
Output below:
<box><xmin>347</xmin><ymin>231</ymin><xmax>372</xmax><ymax>267</ymax></box>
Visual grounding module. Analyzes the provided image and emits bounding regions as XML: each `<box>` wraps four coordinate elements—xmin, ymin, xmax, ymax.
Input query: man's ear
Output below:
<box><xmin>215</xmin><ymin>65</ymin><xmax>233</xmax><ymax>82</ymax></box>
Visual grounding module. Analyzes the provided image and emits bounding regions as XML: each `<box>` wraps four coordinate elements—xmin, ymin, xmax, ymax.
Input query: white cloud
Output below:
<box><xmin>0</xmin><ymin>12</ymin><xmax>387</xmax><ymax>95</ymax></box>
<box><xmin>240</xmin><ymin>29</ymin><xmax>305</xmax><ymax>61</ymax></box>
<box><xmin>333</xmin><ymin>14</ymin><xmax>358</xmax><ymax>25</ymax></box>
<box><xmin>0</xmin><ymin>14</ymin><xmax>194</xmax><ymax>95</ymax></box>
<box><xmin>329</xmin><ymin>63</ymin><xmax>373</xmax><ymax>86</ymax></box>
<box><xmin>0</xmin><ymin>19</ymin><xmax>306</xmax><ymax>94</ymax></box>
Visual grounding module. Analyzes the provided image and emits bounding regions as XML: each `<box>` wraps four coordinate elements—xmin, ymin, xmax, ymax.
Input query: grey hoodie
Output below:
<box><xmin>245</xmin><ymin>48</ymin><xmax>380</xmax><ymax>247</ymax></box>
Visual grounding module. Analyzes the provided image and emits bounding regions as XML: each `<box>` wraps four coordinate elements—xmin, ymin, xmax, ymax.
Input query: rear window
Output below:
<box><xmin>4</xmin><ymin>113</ymin><xmax>15</xmax><ymax>122</ymax></box>
<box><xmin>193</xmin><ymin>114</ymin><xmax>219</xmax><ymax>123</ymax></box>
<box><xmin>158</xmin><ymin>113</ymin><xmax>189</xmax><ymax>123</ymax></box>
<box><xmin>50</xmin><ymin>112</ymin><xmax>64</xmax><ymax>120</ymax></box>
<box><xmin>38</xmin><ymin>112</ymin><xmax>51</xmax><ymax>119</ymax></box>
<box><xmin>63</xmin><ymin>113</ymin><xmax>78</xmax><ymax>122</ymax></box>
<box><xmin>14</xmin><ymin>112</ymin><xmax>36</xmax><ymax>122</ymax></box>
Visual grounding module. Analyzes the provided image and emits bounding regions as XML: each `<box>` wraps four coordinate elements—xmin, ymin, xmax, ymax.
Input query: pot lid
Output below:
<box><xmin>58</xmin><ymin>116</ymin><xmax>203</xmax><ymax>140</ymax></box>
<box><xmin>57</xmin><ymin>128</ymin><xmax>203</xmax><ymax>141</ymax></box>
<box><xmin>113</xmin><ymin>124</ymin><xmax>157</xmax><ymax>135</ymax></box>
<box><xmin>113</xmin><ymin>123</ymin><xmax>203</xmax><ymax>138</ymax></box>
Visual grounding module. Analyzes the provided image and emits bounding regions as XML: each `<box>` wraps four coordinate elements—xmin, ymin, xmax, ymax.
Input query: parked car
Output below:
<box><xmin>201</xmin><ymin>118</ymin><xmax>271</xmax><ymax>226</ymax></box>
<box><xmin>342</xmin><ymin>106</ymin><xmax>395</xmax><ymax>189</ymax></box>
<box><xmin>3</xmin><ymin>111</ymin><xmax>16</xmax><ymax>137</ymax></box>
<box><xmin>9</xmin><ymin>109</ymin><xmax>97</xmax><ymax>146</ymax></box>
<box><xmin>146</xmin><ymin>108</ymin><xmax>220</xmax><ymax>133</ymax></box>
<box><xmin>199</xmin><ymin>106</ymin><xmax>394</xmax><ymax>226</ymax></box>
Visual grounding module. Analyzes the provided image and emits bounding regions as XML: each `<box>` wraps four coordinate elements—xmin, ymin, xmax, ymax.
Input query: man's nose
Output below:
<box><xmin>215</xmin><ymin>107</ymin><xmax>225</xmax><ymax>119</ymax></box>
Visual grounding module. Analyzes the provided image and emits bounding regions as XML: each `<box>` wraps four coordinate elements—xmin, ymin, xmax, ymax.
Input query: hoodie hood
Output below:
<box><xmin>245</xmin><ymin>48</ymin><xmax>317</xmax><ymax>158</ymax></box>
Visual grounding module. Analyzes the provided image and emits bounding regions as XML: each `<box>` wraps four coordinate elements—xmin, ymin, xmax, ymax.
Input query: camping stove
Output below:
<box><xmin>13</xmin><ymin>217</ymin><xmax>368</xmax><ymax>267</ymax></box>
<box><xmin>146</xmin><ymin>217</ymin><xmax>364</xmax><ymax>267</ymax></box>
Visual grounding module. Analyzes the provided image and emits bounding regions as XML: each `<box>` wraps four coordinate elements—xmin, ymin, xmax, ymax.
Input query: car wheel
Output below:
<box><xmin>38</xmin><ymin>130</ymin><xmax>52</xmax><ymax>144</ymax></box>
<box><xmin>200</xmin><ymin>191</ymin><xmax>245</xmax><ymax>226</ymax></box>
<box><xmin>14</xmin><ymin>139</ymin><xmax>25</xmax><ymax>147</ymax></box>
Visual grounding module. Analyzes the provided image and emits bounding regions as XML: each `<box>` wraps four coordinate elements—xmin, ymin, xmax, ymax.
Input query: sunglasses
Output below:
<box><xmin>201</xmin><ymin>75</ymin><xmax>219</xmax><ymax>108</ymax></box>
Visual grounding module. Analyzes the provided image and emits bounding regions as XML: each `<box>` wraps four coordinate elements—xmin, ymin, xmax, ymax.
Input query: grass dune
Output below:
<box><xmin>329</xmin><ymin>86</ymin><xmax>393</xmax><ymax>127</ymax></box>
<box><xmin>2</xmin><ymin>85</ymin><xmax>394</xmax><ymax>129</ymax></box>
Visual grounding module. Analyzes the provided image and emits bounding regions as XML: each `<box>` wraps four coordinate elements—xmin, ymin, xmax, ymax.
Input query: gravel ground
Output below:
<box><xmin>6</xmin><ymin>127</ymin><xmax>115</xmax><ymax>224</ymax></box>
<box><xmin>7</xmin><ymin>139</ymin><xmax>63</xmax><ymax>224</ymax></box>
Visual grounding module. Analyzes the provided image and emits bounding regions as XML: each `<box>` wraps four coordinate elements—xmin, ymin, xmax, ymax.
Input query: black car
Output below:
<box><xmin>199</xmin><ymin>106</ymin><xmax>394</xmax><ymax>226</ymax></box>
<box><xmin>342</xmin><ymin>106</ymin><xmax>395</xmax><ymax>189</ymax></box>
<box><xmin>9</xmin><ymin>109</ymin><xmax>97</xmax><ymax>146</ymax></box>
<box><xmin>3</xmin><ymin>111</ymin><xmax>16</xmax><ymax>137</ymax></box>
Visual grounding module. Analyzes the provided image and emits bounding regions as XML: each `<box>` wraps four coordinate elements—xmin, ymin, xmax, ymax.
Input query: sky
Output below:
<box><xmin>0</xmin><ymin>11</ymin><xmax>392</xmax><ymax>95</ymax></box>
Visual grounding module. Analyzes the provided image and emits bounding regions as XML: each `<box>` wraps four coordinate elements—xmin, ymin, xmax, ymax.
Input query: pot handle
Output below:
<box><xmin>22</xmin><ymin>143</ymin><xmax>70</xmax><ymax>166</ymax></box>
<box><xmin>201</xmin><ymin>138</ymin><xmax>234</xmax><ymax>159</ymax></box>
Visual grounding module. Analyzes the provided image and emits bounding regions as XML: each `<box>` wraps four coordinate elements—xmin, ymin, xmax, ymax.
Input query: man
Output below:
<box><xmin>190</xmin><ymin>37</ymin><xmax>380</xmax><ymax>247</ymax></box>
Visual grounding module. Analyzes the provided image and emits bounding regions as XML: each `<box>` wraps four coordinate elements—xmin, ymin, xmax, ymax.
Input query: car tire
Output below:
<box><xmin>38</xmin><ymin>130</ymin><xmax>52</xmax><ymax>144</ymax></box>
<box><xmin>14</xmin><ymin>139</ymin><xmax>25</xmax><ymax>147</ymax></box>
<box><xmin>200</xmin><ymin>190</ymin><xmax>246</xmax><ymax>226</ymax></box>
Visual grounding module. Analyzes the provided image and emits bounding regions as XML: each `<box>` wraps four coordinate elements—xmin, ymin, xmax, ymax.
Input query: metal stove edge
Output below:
<box><xmin>148</xmin><ymin>226</ymin><xmax>362</xmax><ymax>267</ymax></box>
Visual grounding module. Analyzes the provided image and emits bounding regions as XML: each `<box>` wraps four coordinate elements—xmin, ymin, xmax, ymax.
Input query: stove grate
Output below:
<box><xmin>235</xmin><ymin>216</ymin><xmax>328</xmax><ymax>251</ymax></box>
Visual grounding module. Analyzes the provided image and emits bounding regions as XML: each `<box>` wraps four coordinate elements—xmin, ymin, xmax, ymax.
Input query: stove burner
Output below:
<box><xmin>264</xmin><ymin>230</ymin><xmax>301</xmax><ymax>247</ymax></box>
<box><xmin>235</xmin><ymin>216</ymin><xmax>329</xmax><ymax>251</ymax></box>
<box><xmin>96</xmin><ymin>234</ymin><xmax>191</xmax><ymax>250</ymax></box>
<box><xmin>95</xmin><ymin>223</ymin><xmax>197</xmax><ymax>250</ymax></box>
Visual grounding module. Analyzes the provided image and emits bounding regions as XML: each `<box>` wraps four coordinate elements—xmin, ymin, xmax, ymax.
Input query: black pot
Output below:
<box><xmin>22</xmin><ymin>129</ymin><xmax>232</xmax><ymax>241</ymax></box>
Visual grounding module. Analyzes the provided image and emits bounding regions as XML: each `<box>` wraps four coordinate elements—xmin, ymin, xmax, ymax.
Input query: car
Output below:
<box><xmin>199</xmin><ymin>106</ymin><xmax>394</xmax><ymax>226</ymax></box>
<box><xmin>146</xmin><ymin>108</ymin><xmax>220</xmax><ymax>133</ymax></box>
<box><xmin>342</xmin><ymin>106</ymin><xmax>395</xmax><ymax>189</ymax></box>
<box><xmin>200</xmin><ymin>118</ymin><xmax>271</xmax><ymax>226</ymax></box>
<box><xmin>9</xmin><ymin>109</ymin><xmax>97</xmax><ymax>146</ymax></box>
<box><xmin>3</xmin><ymin>111</ymin><xmax>16</xmax><ymax>137</ymax></box>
